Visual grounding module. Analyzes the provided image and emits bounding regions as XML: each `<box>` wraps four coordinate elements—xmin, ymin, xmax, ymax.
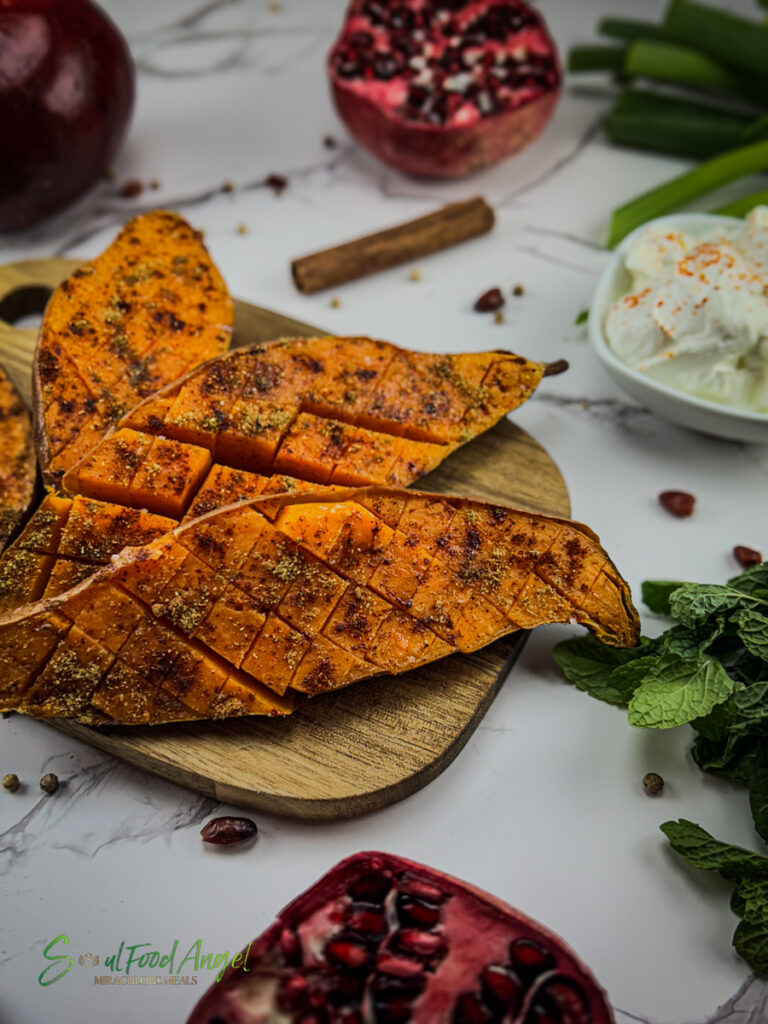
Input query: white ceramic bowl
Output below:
<box><xmin>589</xmin><ymin>212</ymin><xmax>768</xmax><ymax>444</ymax></box>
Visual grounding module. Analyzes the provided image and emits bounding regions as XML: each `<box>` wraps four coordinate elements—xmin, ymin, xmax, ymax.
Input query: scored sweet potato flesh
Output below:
<box><xmin>0</xmin><ymin>469</ymin><xmax>340</xmax><ymax>616</ymax></box>
<box><xmin>34</xmin><ymin>210</ymin><xmax>233</xmax><ymax>487</ymax></box>
<box><xmin>0</xmin><ymin>494</ymin><xmax>177</xmax><ymax>616</ymax></box>
<box><xmin>0</xmin><ymin>364</ymin><xmax>36</xmax><ymax>552</ymax></box>
<box><xmin>0</xmin><ymin>488</ymin><xmax>639</xmax><ymax>726</ymax></box>
<box><xmin>60</xmin><ymin>338</ymin><xmax>562</xmax><ymax>519</ymax></box>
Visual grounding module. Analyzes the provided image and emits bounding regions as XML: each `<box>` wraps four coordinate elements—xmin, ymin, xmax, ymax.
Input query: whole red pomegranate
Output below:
<box><xmin>328</xmin><ymin>1</ymin><xmax>561</xmax><ymax>178</ymax></box>
<box><xmin>187</xmin><ymin>851</ymin><xmax>613</xmax><ymax>1023</ymax></box>
<box><xmin>0</xmin><ymin>0</ymin><xmax>134</xmax><ymax>231</ymax></box>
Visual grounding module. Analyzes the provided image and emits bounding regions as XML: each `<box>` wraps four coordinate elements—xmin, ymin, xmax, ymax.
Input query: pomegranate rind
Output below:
<box><xmin>186</xmin><ymin>851</ymin><xmax>614</xmax><ymax>1024</ymax></box>
<box><xmin>328</xmin><ymin>1</ymin><xmax>562</xmax><ymax>178</ymax></box>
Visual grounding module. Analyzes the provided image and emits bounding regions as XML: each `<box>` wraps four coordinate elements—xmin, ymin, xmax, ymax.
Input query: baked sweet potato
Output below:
<box><xmin>0</xmin><ymin>363</ymin><xmax>36</xmax><ymax>551</ymax></box>
<box><xmin>0</xmin><ymin>488</ymin><xmax>639</xmax><ymax>726</ymax></box>
<box><xmin>34</xmin><ymin>210</ymin><xmax>233</xmax><ymax>487</ymax></box>
<box><xmin>61</xmin><ymin>338</ymin><xmax>566</xmax><ymax>518</ymax></box>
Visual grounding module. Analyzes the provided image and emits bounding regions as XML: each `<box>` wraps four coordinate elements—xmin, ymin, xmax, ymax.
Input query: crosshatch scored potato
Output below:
<box><xmin>34</xmin><ymin>210</ymin><xmax>233</xmax><ymax>488</ymax></box>
<box><xmin>0</xmin><ymin>363</ymin><xmax>36</xmax><ymax>552</ymax></box>
<box><xmin>0</xmin><ymin>488</ymin><xmax>639</xmax><ymax>727</ymax></box>
<box><xmin>60</xmin><ymin>337</ymin><xmax>567</xmax><ymax>519</ymax></box>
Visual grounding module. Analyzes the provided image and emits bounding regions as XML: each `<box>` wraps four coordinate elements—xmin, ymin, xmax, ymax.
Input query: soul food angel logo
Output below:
<box><xmin>38</xmin><ymin>934</ymin><xmax>251</xmax><ymax>987</ymax></box>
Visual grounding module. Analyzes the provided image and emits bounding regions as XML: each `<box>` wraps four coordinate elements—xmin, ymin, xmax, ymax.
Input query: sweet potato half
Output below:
<box><xmin>61</xmin><ymin>338</ymin><xmax>567</xmax><ymax>519</ymax></box>
<box><xmin>34</xmin><ymin>210</ymin><xmax>233</xmax><ymax>487</ymax></box>
<box><xmin>0</xmin><ymin>488</ymin><xmax>639</xmax><ymax>726</ymax></box>
<box><xmin>0</xmin><ymin>363</ymin><xmax>36</xmax><ymax>551</ymax></box>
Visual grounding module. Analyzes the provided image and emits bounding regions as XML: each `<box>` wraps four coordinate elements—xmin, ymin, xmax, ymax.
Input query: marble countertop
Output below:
<box><xmin>1</xmin><ymin>1</ymin><xmax>767</xmax><ymax>1021</ymax></box>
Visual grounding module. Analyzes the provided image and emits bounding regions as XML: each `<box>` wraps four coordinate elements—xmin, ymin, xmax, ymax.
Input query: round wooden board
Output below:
<box><xmin>0</xmin><ymin>258</ymin><xmax>570</xmax><ymax>820</ymax></box>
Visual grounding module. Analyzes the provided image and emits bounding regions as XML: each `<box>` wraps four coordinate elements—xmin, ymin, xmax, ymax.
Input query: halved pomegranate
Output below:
<box><xmin>328</xmin><ymin>1</ymin><xmax>562</xmax><ymax>178</ymax></box>
<box><xmin>187</xmin><ymin>852</ymin><xmax>613</xmax><ymax>1024</ymax></box>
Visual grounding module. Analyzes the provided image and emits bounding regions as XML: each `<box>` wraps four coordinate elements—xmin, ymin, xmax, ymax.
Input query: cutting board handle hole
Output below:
<box><xmin>0</xmin><ymin>285</ymin><xmax>52</xmax><ymax>329</ymax></box>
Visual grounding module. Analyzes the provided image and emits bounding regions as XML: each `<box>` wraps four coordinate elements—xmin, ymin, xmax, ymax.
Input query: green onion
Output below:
<box><xmin>607</xmin><ymin>138</ymin><xmax>768</xmax><ymax>248</ymax></box>
<box><xmin>623</xmin><ymin>40</ymin><xmax>759</xmax><ymax>103</ymax></box>
<box><xmin>567</xmin><ymin>46</ymin><xmax>625</xmax><ymax>73</ymax></box>
<box><xmin>598</xmin><ymin>17</ymin><xmax>663</xmax><ymax>41</ymax></box>
<box><xmin>662</xmin><ymin>0</ymin><xmax>768</xmax><ymax>79</ymax></box>
<box><xmin>606</xmin><ymin>89</ymin><xmax>755</xmax><ymax>159</ymax></box>
<box><xmin>712</xmin><ymin>190</ymin><xmax>768</xmax><ymax>216</ymax></box>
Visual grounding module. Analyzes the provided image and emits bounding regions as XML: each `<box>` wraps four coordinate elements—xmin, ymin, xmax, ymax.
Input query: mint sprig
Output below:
<box><xmin>554</xmin><ymin>561</ymin><xmax>768</xmax><ymax>975</ymax></box>
<box><xmin>661</xmin><ymin>820</ymin><xmax>768</xmax><ymax>973</ymax></box>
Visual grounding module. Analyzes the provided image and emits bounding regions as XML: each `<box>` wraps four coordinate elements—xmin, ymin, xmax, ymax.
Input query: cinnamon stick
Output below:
<box><xmin>291</xmin><ymin>197</ymin><xmax>494</xmax><ymax>294</ymax></box>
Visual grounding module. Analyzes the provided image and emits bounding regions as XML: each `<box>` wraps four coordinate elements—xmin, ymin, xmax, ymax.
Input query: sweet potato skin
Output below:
<box><xmin>0</xmin><ymin>488</ymin><xmax>639</xmax><ymax>726</ymax></box>
<box><xmin>34</xmin><ymin>210</ymin><xmax>233</xmax><ymax>488</ymax></box>
<box><xmin>0</xmin><ymin>363</ymin><xmax>36</xmax><ymax>552</ymax></box>
<box><xmin>61</xmin><ymin>337</ymin><xmax>559</xmax><ymax>517</ymax></box>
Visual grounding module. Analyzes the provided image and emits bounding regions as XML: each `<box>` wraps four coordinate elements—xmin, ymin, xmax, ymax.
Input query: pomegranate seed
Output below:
<box><xmin>334</xmin><ymin>1010</ymin><xmax>362</xmax><ymax>1024</ymax></box>
<box><xmin>397</xmin><ymin>929</ymin><xmax>447</xmax><ymax>959</ymax></box>
<box><xmin>349</xmin><ymin>30</ymin><xmax>374</xmax><ymax>47</ymax></box>
<box><xmin>278</xmin><ymin>974</ymin><xmax>310</xmax><ymax>1011</ymax></box>
<box><xmin>373</xmin><ymin>998</ymin><xmax>412</xmax><ymax>1023</ymax></box>
<box><xmin>397</xmin><ymin>897</ymin><xmax>441</xmax><ymax>928</ymax></box>
<box><xmin>508</xmin><ymin>937</ymin><xmax>556</xmax><ymax>982</ymax></box>
<box><xmin>481</xmin><ymin>964</ymin><xmax>523</xmax><ymax>1012</ymax></box>
<box><xmin>346</xmin><ymin>907</ymin><xmax>386</xmax><ymax>935</ymax></box>
<box><xmin>397</xmin><ymin>873</ymin><xmax>447</xmax><ymax>904</ymax></box>
<box><xmin>328</xmin><ymin>973</ymin><xmax>365</xmax><ymax>1005</ymax></box>
<box><xmin>348</xmin><ymin>871</ymin><xmax>392</xmax><ymax>904</ymax></box>
<box><xmin>531</xmin><ymin>976</ymin><xmax>591</xmax><ymax>1024</ymax></box>
<box><xmin>279</xmin><ymin>927</ymin><xmax>302</xmax><ymax>966</ymax></box>
<box><xmin>453</xmin><ymin>991</ymin><xmax>493</xmax><ymax>1024</ymax></box>
<box><xmin>325</xmin><ymin>939</ymin><xmax>370</xmax><ymax>971</ymax></box>
<box><xmin>376</xmin><ymin>952</ymin><xmax>425</xmax><ymax>978</ymax></box>
<box><xmin>734</xmin><ymin>545</ymin><xmax>762</xmax><ymax>568</ymax></box>
<box><xmin>474</xmin><ymin>287</ymin><xmax>505</xmax><ymax>312</ymax></box>
<box><xmin>658</xmin><ymin>491</ymin><xmax>695</xmax><ymax>518</ymax></box>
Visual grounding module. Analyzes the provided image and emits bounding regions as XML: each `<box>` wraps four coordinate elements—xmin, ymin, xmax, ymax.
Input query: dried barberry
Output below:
<box><xmin>119</xmin><ymin>179</ymin><xmax>143</xmax><ymax>199</ymax></box>
<box><xmin>201</xmin><ymin>816</ymin><xmax>258</xmax><ymax>846</ymax></box>
<box><xmin>658</xmin><ymin>491</ymin><xmax>695</xmax><ymax>518</ymax></box>
<box><xmin>474</xmin><ymin>287</ymin><xmax>504</xmax><ymax>312</ymax></box>
<box><xmin>733</xmin><ymin>545</ymin><xmax>761</xmax><ymax>569</ymax></box>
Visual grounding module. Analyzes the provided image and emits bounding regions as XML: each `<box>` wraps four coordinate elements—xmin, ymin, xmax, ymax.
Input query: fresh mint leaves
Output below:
<box><xmin>661</xmin><ymin>820</ymin><xmax>768</xmax><ymax>973</ymax></box>
<box><xmin>554</xmin><ymin>561</ymin><xmax>768</xmax><ymax>974</ymax></box>
<box><xmin>627</xmin><ymin>652</ymin><xmax>734</xmax><ymax>728</ymax></box>
<box><xmin>661</xmin><ymin>819</ymin><xmax>768</xmax><ymax>879</ymax></box>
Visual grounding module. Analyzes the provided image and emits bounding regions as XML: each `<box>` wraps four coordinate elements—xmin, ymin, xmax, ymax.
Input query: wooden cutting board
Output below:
<box><xmin>0</xmin><ymin>258</ymin><xmax>570</xmax><ymax>820</ymax></box>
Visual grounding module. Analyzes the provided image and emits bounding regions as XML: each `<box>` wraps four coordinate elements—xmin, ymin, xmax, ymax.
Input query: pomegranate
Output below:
<box><xmin>0</xmin><ymin>0</ymin><xmax>134</xmax><ymax>231</ymax></box>
<box><xmin>328</xmin><ymin>1</ymin><xmax>561</xmax><ymax>178</ymax></box>
<box><xmin>187</xmin><ymin>852</ymin><xmax>613</xmax><ymax>1024</ymax></box>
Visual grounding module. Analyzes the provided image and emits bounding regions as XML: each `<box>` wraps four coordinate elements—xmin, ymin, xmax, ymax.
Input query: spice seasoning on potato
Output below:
<box><xmin>60</xmin><ymin>337</ymin><xmax>566</xmax><ymax>520</ymax></box>
<box><xmin>34</xmin><ymin>210</ymin><xmax>233</xmax><ymax>488</ymax></box>
<box><xmin>0</xmin><ymin>487</ymin><xmax>639</xmax><ymax>727</ymax></box>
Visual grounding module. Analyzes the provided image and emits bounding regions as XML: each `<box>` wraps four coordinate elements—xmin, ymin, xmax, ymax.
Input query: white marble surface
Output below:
<box><xmin>1</xmin><ymin>1</ymin><xmax>767</xmax><ymax>1022</ymax></box>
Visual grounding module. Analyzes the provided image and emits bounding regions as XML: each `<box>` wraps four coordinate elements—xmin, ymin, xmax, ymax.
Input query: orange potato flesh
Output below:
<box><xmin>62</xmin><ymin>337</ymin><xmax>556</xmax><ymax>518</ymax></box>
<box><xmin>0</xmin><ymin>364</ymin><xmax>36</xmax><ymax>553</ymax></box>
<box><xmin>0</xmin><ymin>495</ymin><xmax>176</xmax><ymax>616</ymax></box>
<box><xmin>0</xmin><ymin>488</ymin><xmax>639</xmax><ymax>726</ymax></box>
<box><xmin>35</xmin><ymin>210</ymin><xmax>233</xmax><ymax>487</ymax></box>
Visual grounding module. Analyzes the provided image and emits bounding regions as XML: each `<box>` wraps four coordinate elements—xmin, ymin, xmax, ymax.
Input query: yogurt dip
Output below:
<box><xmin>604</xmin><ymin>207</ymin><xmax>768</xmax><ymax>413</ymax></box>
